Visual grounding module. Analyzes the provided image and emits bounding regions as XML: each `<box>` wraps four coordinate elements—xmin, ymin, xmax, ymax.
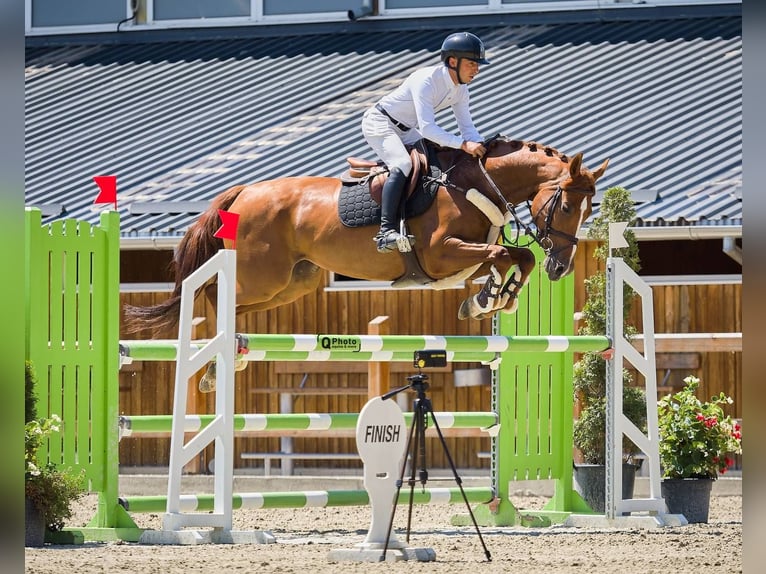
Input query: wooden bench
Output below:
<box><xmin>249</xmin><ymin>386</ymin><xmax>370</xmax><ymax>396</ymax></box>
<box><xmin>272</xmin><ymin>361</ymin><xmax>450</xmax><ymax>375</ymax></box>
<box><xmin>241</xmin><ymin>452</ymin><xmax>360</xmax><ymax>476</ymax></box>
<box><xmin>630</xmin><ymin>333</ymin><xmax>741</xmax><ymax>396</ymax></box>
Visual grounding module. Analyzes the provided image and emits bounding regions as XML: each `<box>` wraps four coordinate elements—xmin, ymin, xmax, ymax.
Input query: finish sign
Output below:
<box><xmin>356</xmin><ymin>396</ymin><xmax>408</xmax><ymax>548</ymax></box>
<box><xmin>356</xmin><ymin>397</ymin><xmax>408</xmax><ymax>462</ymax></box>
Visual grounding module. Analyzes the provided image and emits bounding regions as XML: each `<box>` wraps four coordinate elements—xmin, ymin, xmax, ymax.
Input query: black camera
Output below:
<box><xmin>413</xmin><ymin>349</ymin><xmax>447</xmax><ymax>369</ymax></box>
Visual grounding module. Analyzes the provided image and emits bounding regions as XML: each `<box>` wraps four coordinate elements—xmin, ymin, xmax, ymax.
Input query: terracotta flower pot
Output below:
<box><xmin>661</xmin><ymin>477</ymin><xmax>714</xmax><ymax>524</ymax></box>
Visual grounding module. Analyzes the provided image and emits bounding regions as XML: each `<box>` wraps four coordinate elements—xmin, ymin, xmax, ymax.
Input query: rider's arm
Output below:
<box><xmin>411</xmin><ymin>74</ymin><xmax>464</xmax><ymax>150</ymax></box>
<box><xmin>452</xmin><ymin>90</ymin><xmax>482</xmax><ymax>144</ymax></box>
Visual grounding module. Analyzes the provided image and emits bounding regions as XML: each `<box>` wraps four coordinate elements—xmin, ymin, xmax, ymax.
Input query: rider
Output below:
<box><xmin>362</xmin><ymin>31</ymin><xmax>490</xmax><ymax>253</ymax></box>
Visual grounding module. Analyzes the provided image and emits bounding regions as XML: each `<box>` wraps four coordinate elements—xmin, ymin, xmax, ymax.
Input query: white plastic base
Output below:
<box><xmin>564</xmin><ymin>513</ymin><xmax>688</xmax><ymax>529</ymax></box>
<box><xmin>328</xmin><ymin>543</ymin><xmax>436</xmax><ymax>562</ymax></box>
<box><xmin>139</xmin><ymin>529</ymin><xmax>276</xmax><ymax>545</ymax></box>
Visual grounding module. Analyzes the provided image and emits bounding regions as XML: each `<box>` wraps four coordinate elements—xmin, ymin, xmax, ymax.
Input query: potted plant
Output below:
<box><xmin>25</xmin><ymin>361</ymin><xmax>85</xmax><ymax>546</ymax></box>
<box><xmin>657</xmin><ymin>375</ymin><xmax>742</xmax><ymax>523</ymax></box>
<box><xmin>572</xmin><ymin>186</ymin><xmax>647</xmax><ymax>512</ymax></box>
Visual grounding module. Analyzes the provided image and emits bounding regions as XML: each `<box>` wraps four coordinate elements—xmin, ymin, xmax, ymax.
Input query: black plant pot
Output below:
<box><xmin>661</xmin><ymin>477</ymin><xmax>714</xmax><ymax>524</ymax></box>
<box><xmin>573</xmin><ymin>463</ymin><xmax>638</xmax><ymax>513</ymax></box>
<box><xmin>25</xmin><ymin>498</ymin><xmax>46</xmax><ymax>547</ymax></box>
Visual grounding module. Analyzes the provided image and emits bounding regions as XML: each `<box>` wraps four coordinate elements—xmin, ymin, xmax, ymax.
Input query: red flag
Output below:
<box><xmin>214</xmin><ymin>209</ymin><xmax>240</xmax><ymax>249</ymax></box>
<box><xmin>93</xmin><ymin>175</ymin><xmax>117</xmax><ymax>210</ymax></box>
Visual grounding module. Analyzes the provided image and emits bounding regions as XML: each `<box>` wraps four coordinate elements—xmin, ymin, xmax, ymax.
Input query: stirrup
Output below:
<box><xmin>374</xmin><ymin>229</ymin><xmax>403</xmax><ymax>253</ymax></box>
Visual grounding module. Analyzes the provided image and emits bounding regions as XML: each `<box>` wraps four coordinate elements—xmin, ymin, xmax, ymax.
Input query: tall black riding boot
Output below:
<box><xmin>374</xmin><ymin>167</ymin><xmax>407</xmax><ymax>253</ymax></box>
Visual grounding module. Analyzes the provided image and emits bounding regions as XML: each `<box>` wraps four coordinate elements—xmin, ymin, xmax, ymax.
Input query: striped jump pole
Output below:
<box><xmin>119</xmin><ymin>345</ymin><xmax>502</xmax><ymax>365</ymax></box>
<box><xmin>119</xmin><ymin>334</ymin><xmax>610</xmax><ymax>364</ymax></box>
<box><xmin>240</xmin><ymin>334</ymin><xmax>610</xmax><ymax>354</ymax></box>
<box><xmin>120</xmin><ymin>486</ymin><xmax>495</xmax><ymax>514</ymax></box>
<box><xmin>119</xmin><ymin>411</ymin><xmax>500</xmax><ymax>438</ymax></box>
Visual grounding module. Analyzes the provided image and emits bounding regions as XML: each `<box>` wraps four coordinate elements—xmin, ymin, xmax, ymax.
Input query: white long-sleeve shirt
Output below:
<box><xmin>376</xmin><ymin>64</ymin><xmax>482</xmax><ymax>149</ymax></box>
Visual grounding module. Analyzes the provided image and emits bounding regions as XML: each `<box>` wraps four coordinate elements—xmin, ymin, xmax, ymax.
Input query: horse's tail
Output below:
<box><xmin>123</xmin><ymin>185</ymin><xmax>246</xmax><ymax>335</ymax></box>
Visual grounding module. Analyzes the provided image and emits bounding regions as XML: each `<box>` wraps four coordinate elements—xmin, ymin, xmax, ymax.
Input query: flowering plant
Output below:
<box><xmin>25</xmin><ymin>414</ymin><xmax>61</xmax><ymax>476</ymax></box>
<box><xmin>25</xmin><ymin>414</ymin><xmax>85</xmax><ymax>530</ymax></box>
<box><xmin>25</xmin><ymin>362</ymin><xmax>84</xmax><ymax>531</ymax></box>
<box><xmin>657</xmin><ymin>375</ymin><xmax>742</xmax><ymax>479</ymax></box>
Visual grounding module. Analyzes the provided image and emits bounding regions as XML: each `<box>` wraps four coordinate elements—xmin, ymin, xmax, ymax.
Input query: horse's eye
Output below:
<box><xmin>561</xmin><ymin>203</ymin><xmax>571</xmax><ymax>215</ymax></box>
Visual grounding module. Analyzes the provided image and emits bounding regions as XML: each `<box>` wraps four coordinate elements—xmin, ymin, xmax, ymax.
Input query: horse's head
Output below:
<box><xmin>531</xmin><ymin>152</ymin><xmax>609</xmax><ymax>280</ymax></box>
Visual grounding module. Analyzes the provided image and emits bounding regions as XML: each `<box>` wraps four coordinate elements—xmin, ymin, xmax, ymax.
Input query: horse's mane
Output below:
<box><xmin>492</xmin><ymin>136</ymin><xmax>570</xmax><ymax>164</ymax></box>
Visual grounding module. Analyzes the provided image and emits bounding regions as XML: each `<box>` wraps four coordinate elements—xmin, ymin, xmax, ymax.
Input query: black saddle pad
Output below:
<box><xmin>338</xmin><ymin>166</ymin><xmax>442</xmax><ymax>228</ymax></box>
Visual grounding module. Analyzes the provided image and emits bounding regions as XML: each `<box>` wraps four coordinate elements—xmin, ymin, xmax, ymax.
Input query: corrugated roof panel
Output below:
<box><xmin>25</xmin><ymin>15</ymin><xmax>741</xmax><ymax>242</ymax></box>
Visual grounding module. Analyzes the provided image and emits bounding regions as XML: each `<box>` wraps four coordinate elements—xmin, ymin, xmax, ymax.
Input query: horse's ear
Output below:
<box><xmin>591</xmin><ymin>158</ymin><xmax>610</xmax><ymax>181</ymax></box>
<box><xmin>569</xmin><ymin>152</ymin><xmax>583</xmax><ymax>176</ymax></box>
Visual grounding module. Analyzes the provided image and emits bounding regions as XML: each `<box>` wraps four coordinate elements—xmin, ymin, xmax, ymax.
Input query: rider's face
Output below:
<box><xmin>448</xmin><ymin>57</ymin><xmax>480</xmax><ymax>84</ymax></box>
<box><xmin>459</xmin><ymin>59</ymin><xmax>480</xmax><ymax>83</ymax></box>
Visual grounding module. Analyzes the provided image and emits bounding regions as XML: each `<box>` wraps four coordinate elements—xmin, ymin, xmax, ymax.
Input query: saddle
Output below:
<box><xmin>339</xmin><ymin>146</ymin><xmax>429</xmax><ymax>205</ymax></box>
<box><xmin>337</xmin><ymin>142</ymin><xmax>441</xmax><ymax>229</ymax></box>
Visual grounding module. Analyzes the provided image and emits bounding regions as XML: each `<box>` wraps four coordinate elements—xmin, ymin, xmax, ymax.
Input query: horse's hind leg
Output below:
<box><xmin>198</xmin><ymin>282</ymin><xmax>223</xmax><ymax>392</ymax></box>
<box><xmin>198</xmin><ymin>261</ymin><xmax>323</xmax><ymax>393</ymax></box>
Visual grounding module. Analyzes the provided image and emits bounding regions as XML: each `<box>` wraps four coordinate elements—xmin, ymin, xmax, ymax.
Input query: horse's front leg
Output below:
<box><xmin>498</xmin><ymin>247</ymin><xmax>536</xmax><ymax>314</ymax></box>
<box><xmin>436</xmin><ymin>242</ymin><xmax>512</xmax><ymax>321</ymax></box>
<box><xmin>456</xmin><ymin>246</ymin><xmax>535</xmax><ymax>320</ymax></box>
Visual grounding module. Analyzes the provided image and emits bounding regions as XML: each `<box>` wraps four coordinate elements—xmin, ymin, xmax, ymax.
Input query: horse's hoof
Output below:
<box><xmin>198</xmin><ymin>373</ymin><xmax>216</xmax><ymax>393</ymax></box>
<box><xmin>501</xmin><ymin>297</ymin><xmax>520</xmax><ymax>314</ymax></box>
<box><xmin>457</xmin><ymin>299</ymin><xmax>471</xmax><ymax>320</ymax></box>
<box><xmin>458</xmin><ymin>298</ymin><xmax>491</xmax><ymax>320</ymax></box>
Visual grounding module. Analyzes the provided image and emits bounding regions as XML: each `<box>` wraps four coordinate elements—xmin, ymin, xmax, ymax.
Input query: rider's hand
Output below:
<box><xmin>461</xmin><ymin>141</ymin><xmax>487</xmax><ymax>158</ymax></box>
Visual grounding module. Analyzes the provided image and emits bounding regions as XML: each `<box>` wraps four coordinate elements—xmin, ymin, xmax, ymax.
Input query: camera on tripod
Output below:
<box><xmin>379</xmin><ymin>349</ymin><xmax>492</xmax><ymax>562</ymax></box>
<box><xmin>413</xmin><ymin>349</ymin><xmax>447</xmax><ymax>369</ymax></box>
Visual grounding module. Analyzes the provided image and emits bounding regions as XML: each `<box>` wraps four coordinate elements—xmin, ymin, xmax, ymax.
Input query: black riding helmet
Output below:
<box><xmin>440</xmin><ymin>32</ymin><xmax>490</xmax><ymax>84</ymax></box>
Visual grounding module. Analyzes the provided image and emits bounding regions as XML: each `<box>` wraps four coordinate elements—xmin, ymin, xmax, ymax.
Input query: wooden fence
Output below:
<box><xmin>118</xmin><ymin>243</ymin><xmax>741</xmax><ymax>472</ymax></box>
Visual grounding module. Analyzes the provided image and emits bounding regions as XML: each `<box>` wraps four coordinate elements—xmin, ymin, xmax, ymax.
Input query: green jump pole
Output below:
<box><xmin>120</xmin><ymin>486</ymin><xmax>495</xmax><ymax>513</ymax></box>
<box><xmin>119</xmin><ymin>343</ymin><xmax>502</xmax><ymax>364</ymax></box>
<box><xmin>242</xmin><ymin>334</ymin><xmax>609</xmax><ymax>352</ymax></box>
<box><xmin>119</xmin><ymin>412</ymin><xmax>499</xmax><ymax>436</ymax></box>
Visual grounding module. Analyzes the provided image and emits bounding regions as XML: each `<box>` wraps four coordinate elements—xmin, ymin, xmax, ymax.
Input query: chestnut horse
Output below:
<box><xmin>125</xmin><ymin>137</ymin><xmax>608</xmax><ymax>336</ymax></box>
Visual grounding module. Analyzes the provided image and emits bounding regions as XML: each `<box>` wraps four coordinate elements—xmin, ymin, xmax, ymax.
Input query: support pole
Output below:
<box><xmin>367</xmin><ymin>316</ymin><xmax>390</xmax><ymax>400</ymax></box>
<box><xmin>163</xmin><ymin>250</ymin><xmax>237</xmax><ymax>533</ymax></box>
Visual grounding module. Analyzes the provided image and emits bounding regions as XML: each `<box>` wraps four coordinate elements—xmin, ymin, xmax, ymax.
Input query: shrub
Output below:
<box><xmin>572</xmin><ymin>186</ymin><xmax>646</xmax><ymax>464</ymax></box>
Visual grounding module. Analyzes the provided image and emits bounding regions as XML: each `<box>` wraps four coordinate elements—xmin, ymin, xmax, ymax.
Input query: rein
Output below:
<box><xmin>435</xmin><ymin>134</ymin><xmax>584</xmax><ymax>257</ymax></box>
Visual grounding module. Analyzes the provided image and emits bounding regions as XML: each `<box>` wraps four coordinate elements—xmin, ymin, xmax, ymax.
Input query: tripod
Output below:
<box><xmin>380</xmin><ymin>372</ymin><xmax>491</xmax><ymax>562</ymax></box>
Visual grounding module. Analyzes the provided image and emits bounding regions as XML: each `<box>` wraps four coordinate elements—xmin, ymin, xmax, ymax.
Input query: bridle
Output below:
<box><xmin>530</xmin><ymin>183</ymin><xmax>592</xmax><ymax>258</ymax></box>
<box><xmin>474</xmin><ymin>152</ymin><xmax>591</xmax><ymax>259</ymax></box>
<box><xmin>436</xmin><ymin>134</ymin><xmax>593</xmax><ymax>258</ymax></box>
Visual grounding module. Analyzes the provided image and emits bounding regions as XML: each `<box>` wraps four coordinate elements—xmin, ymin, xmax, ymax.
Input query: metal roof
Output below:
<box><xmin>25</xmin><ymin>14</ymin><xmax>742</xmax><ymax>246</ymax></box>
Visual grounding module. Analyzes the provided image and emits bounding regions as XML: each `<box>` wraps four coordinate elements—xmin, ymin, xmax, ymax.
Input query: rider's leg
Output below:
<box><xmin>362</xmin><ymin>114</ymin><xmax>413</xmax><ymax>252</ymax></box>
<box><xmin>375</xmin><ymin>167</ymin><xmax>407</xmax><ymax>252</ymax></box>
